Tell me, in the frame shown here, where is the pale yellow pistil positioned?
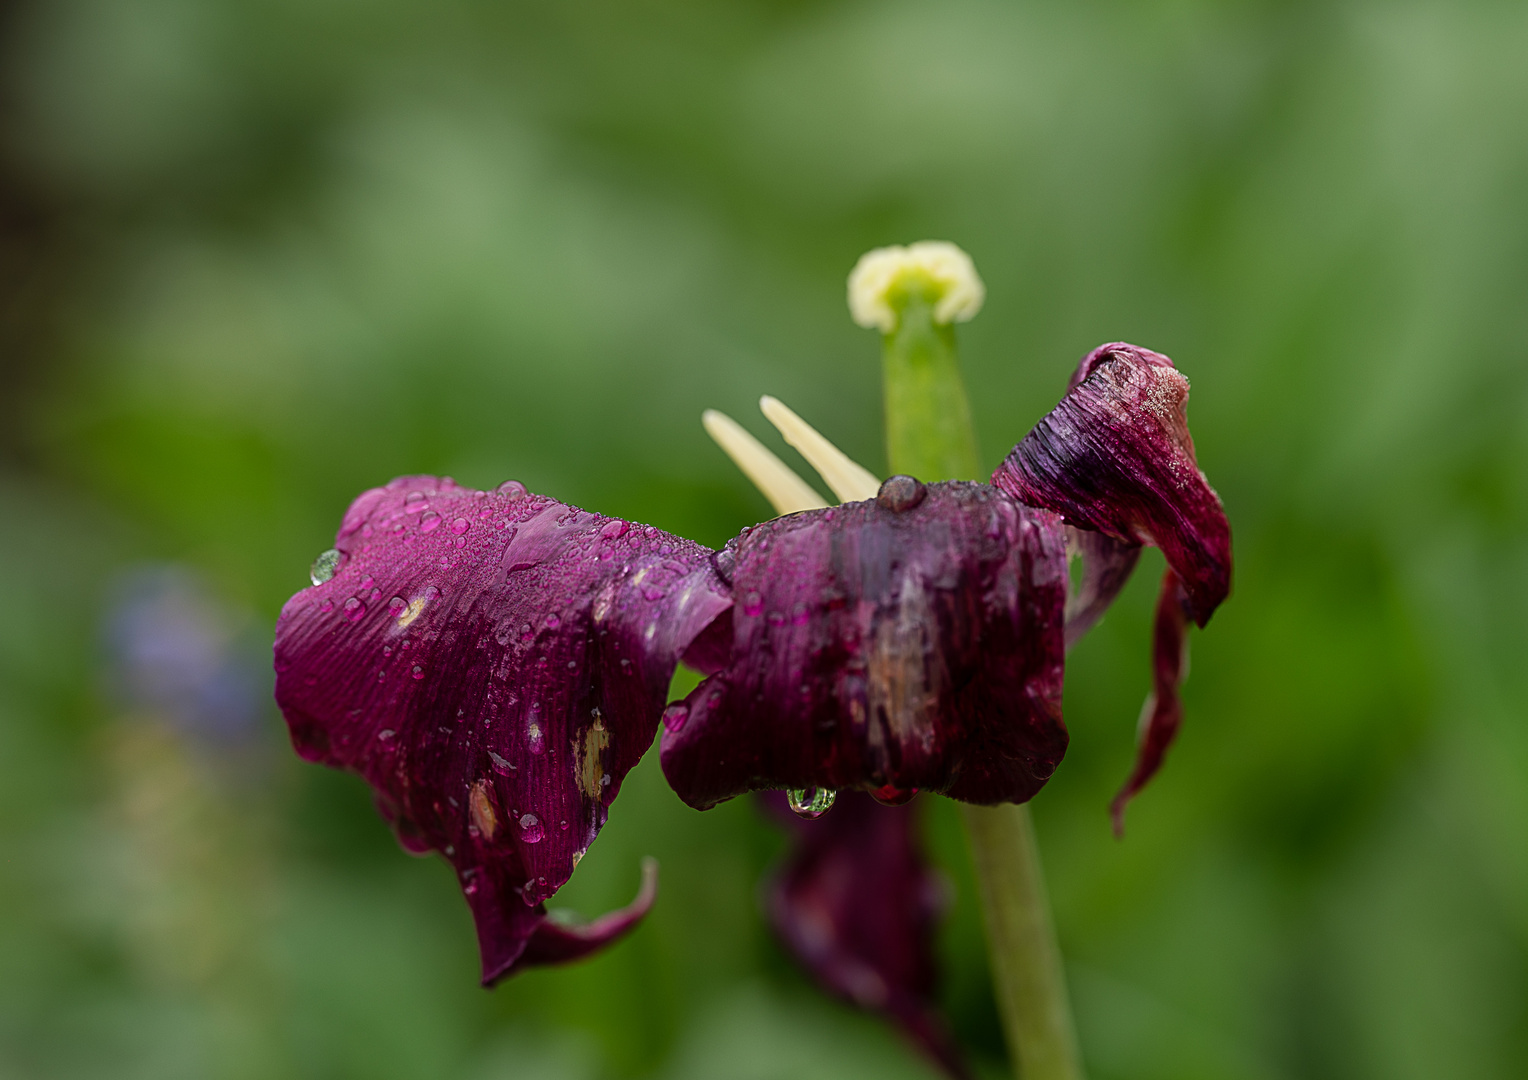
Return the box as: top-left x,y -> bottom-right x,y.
704,399 -> 881,514
759,396 -> 880,503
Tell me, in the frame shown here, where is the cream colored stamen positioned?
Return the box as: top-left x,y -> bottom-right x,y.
759,396 -> 880,503
702,409 -> 828,516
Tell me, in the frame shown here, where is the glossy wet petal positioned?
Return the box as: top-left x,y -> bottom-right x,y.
273,476 -> 730,982
1110,569 -> 1191,835
661,480 -> 1069,808
994,342 -> 1231,625
761,792 -> 970,1080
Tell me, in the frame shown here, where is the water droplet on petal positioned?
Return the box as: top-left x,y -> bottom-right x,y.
497,480 -> 527,499
545,613 -> 560,629
411,665 -> 424,680
450,517 -> 470,535
662,702 -> 689,733
387,596 -> 408,618
404,491 -> 428,513
343,597 -> 366,621
877,475 -> 926,512
519,813 -> 545,844
310,549 -> 342,585
743,591 -> 763,617
787,787 -> 836,818
600,519 -> 628,540
319,599 -> 334,613
420,511 -> 442,533
870,783 -> 919,806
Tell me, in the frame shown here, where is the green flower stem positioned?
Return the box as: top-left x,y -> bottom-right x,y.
881,293 -> 1085,1080
881,288 -> 982,484
959,803 -> 1083,1080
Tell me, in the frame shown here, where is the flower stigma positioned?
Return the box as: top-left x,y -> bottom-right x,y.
847,241 -> 985,333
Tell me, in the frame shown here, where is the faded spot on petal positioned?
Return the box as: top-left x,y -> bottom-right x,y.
469,780 -> 498,841
576,710 -> 612,800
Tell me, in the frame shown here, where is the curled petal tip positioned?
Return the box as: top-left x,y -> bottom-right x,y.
847,241 -> 985,332
1108,790 -> 1130,839
996,342 -> 1231,625
507,857 -> 659,978
1109,570 -> 1191,834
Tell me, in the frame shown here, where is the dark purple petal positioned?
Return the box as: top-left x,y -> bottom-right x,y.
1110,570 -> 1190,836
761,792 -> 970,1080
518,857 -> 658,967
273,476 -> 730,982
994,342 -> 1231,626
1063,526 -> 1142,650
661,481 -> 1068,808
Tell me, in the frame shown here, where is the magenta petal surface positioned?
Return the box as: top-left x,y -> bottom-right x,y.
273,476 -> 729,982
761,793 -> 970,1080
1110,569 -> 1191,835
660,482 -> 1069,808
994,342 -> 1231,625
518,858 -> 658,968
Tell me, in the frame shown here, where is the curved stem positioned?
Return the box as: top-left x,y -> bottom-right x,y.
879,294 -> 1085,1080
960,804 -> 1083,1080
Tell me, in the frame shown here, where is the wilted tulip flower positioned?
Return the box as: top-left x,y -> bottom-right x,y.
272,240 -> 1229,1079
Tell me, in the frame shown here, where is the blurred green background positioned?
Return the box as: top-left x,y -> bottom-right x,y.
2,0 -> 1526,1077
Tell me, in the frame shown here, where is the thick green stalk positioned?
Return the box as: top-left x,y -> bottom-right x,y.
881,293 -> 1084,1080
881,288 -> 981,483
